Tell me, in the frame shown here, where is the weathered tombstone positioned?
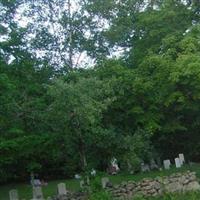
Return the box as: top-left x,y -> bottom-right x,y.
47,197 -> 53,200
57,183 -> 67,195
150,159 -> 158,170
156,157 -> 162,167
9,189 -> 19,200
163,159 -> 171,170
179,153 -> 185,165
32,186 -> 43,200
141,162 -> 150,172
175,158 -> 181,168
101,177 -> 110,189
80,180 -> 84,188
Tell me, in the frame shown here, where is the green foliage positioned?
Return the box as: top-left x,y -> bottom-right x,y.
89,191 -> 112,200
121,129 -> 155,172
1,0 -> 200,185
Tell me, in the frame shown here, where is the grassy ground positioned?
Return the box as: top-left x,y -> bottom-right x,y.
1,164 -> 200,200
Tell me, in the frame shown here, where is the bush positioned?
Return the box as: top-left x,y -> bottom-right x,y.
89,191 -> 112,200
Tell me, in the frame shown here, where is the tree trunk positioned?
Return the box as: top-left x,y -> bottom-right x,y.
68,0 -> 73,69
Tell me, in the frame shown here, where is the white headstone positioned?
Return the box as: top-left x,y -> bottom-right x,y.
175,158 -> 181,168
101,177 -> 110,189
9,189 -> 19,200
179,153 -> 185,165
91,169 -> 96,176
57,183 -> 67,195
163,159 -> 171,170
74,174 -> 81,179
33,186 -> 43,200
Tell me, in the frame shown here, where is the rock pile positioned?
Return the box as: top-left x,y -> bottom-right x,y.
53,191 -> 87,200
107,171 -> 200,199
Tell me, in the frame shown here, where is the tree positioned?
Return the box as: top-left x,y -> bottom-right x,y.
46,73 -> 116,169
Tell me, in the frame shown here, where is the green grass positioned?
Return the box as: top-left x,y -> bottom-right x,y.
108,164 -> 200,184
0,179 -> 80,200
1,164 -> 200,200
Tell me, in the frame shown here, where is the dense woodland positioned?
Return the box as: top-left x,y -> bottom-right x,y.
0,0 -> 200,183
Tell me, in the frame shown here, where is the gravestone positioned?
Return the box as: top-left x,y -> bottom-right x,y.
156,157 -> 162,167
91,169 -> 96,176
179,153 -> 185,165
80,180 -> 84,188
57,183 -> 67,195
9,189 -> 19,200
163,159 -> 171,170
101,177 -> 110,189
33,179 -> 41,187
150,159 -> 158,170
141,162 -> 150,172
175,158 -> 181,168
32,186 -> 43,200
74,174 -> 81,179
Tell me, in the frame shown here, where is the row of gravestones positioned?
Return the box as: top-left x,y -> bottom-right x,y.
141,153 -> 185,172
9,178 -> 112,200
163,153 -> 185,170
9,183 -> 68,200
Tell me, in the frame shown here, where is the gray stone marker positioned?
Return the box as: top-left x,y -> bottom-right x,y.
179,153 -> 185,165
9,189 -> 19,200
141,163 -> 150,172
163,159 -> 171,170
175,158 -> 181,168
101,177 -> 110,189
150,159 -> 158,170
32,186 -> 43,200
80,180 -> 84,188
57,183 -> 67,195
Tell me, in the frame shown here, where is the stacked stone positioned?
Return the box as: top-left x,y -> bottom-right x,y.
109,181 -> 136,199
108,179 -> 162,199
134,178 -> 162,197
162,171 -> 200,193
106,171 -> 200,200
54,192 -> 87,200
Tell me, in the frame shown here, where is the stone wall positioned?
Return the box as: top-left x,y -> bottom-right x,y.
106,171 -> 200,199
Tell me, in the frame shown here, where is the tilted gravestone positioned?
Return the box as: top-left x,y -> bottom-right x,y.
175,158 -> 181,168
101,177 -> 110,189
57,183 -> 67,195
163,159 -> 171,170
32,186 -> 43,200
9,189 -> 19,200
80,180 -> 84,189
